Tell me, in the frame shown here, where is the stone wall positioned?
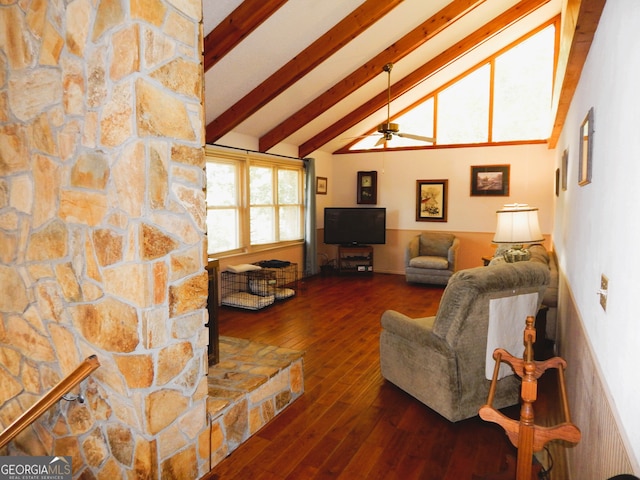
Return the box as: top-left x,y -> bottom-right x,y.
0,0 -> 209,477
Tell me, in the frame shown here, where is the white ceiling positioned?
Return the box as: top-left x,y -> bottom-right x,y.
203,0 -> 561,155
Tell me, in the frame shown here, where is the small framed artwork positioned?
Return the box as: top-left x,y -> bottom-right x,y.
561,148 -> 568,191
357,171 -> 377,204
316,176 -> 327,195
579,107 -> 594,186
416,179 -> 448,222
555,168 -> 560,196
470,165 -> 510,196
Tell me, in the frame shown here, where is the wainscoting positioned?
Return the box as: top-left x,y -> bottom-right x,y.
556,274 -> 639,479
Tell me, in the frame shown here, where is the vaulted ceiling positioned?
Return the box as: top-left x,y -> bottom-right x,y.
203,0 -> 604,158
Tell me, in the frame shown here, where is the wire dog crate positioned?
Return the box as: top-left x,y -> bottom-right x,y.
220,262 -> 297,310
253,261 -> 298,290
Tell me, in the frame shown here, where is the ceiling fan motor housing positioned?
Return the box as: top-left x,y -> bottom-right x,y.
378,122 -> 399,134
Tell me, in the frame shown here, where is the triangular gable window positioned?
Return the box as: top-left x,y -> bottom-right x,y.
349,21 -> 556,151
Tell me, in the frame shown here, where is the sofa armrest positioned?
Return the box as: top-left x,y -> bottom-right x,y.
381,310 -> 452,356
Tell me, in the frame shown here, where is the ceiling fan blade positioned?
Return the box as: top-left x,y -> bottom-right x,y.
374,136 -> 387,147
396,132 -> 436,143
341,134 -> 377,140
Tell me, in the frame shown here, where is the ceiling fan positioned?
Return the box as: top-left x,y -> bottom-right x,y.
374,62 -> 435,147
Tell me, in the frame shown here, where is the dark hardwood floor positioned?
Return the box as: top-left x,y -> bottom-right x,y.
206,272 -> 561,480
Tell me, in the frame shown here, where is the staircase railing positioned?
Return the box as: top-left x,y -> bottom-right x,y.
0,355 -> 100,449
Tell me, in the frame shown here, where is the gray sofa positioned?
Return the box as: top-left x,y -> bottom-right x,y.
405,232 -> 460,285
380,260 -> 550,422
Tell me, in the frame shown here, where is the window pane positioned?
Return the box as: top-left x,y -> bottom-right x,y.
350,134 -> 385,150
207,209 -> 238,254
250,206 -> 275,244
279,205 -> 301,240
206,162 -> 237,206
437,64 -> 490,144
250,166 -> 273,205
391,98 -> 435,147
493,25 -> 555,141
278,169 -> 299,204
350,98 -> 435,150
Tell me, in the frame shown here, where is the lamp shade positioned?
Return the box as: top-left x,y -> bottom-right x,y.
492,204 -> 543,244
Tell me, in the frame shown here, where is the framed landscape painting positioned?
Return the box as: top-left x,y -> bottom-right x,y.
416,179 -> 448,222
316,176 -> 327,194
470,165 -> 510,196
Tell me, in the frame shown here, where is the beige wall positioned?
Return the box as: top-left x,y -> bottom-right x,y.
312,143 -> 555,276
0,1 -> 208,477
316,143 -> 555,236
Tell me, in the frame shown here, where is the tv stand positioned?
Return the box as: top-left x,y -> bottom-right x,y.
338,245 -> 373,275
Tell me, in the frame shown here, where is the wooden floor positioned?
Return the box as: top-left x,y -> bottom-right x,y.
205,273 -> 561,480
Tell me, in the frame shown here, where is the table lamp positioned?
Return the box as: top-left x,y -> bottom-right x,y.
492,204 -> 543,262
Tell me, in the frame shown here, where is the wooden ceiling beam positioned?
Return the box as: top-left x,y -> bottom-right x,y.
259,0 -> 485,153
205,0 -> 403,144
203,0 -> 288,72
547,0 -> 606,148
299,0 -> 552,158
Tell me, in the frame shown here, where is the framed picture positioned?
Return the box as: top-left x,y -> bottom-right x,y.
316,176 -> 327,195
470,165 -> 510,196
579,107 -> 594,186
561,148 -> 568,191
555,168 -> 560,197
416,179 -> 448,222
357,171 -> 377,204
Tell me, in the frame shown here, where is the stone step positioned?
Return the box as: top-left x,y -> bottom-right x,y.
206,336 -> 304,468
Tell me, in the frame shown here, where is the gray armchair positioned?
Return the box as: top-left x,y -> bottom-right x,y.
405,232 -> 459,285
380,261 -> 550,422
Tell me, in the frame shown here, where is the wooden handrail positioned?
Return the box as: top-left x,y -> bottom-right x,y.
479,316 -> 581,480
0,355 -> 100,449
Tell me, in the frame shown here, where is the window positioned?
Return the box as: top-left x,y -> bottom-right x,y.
206,159 -> 241,253
348,21 -> 556,151
492,25 -> 555,141
437,64 -> 490,144
205,148 -> 304,256
352,99 -> 435,150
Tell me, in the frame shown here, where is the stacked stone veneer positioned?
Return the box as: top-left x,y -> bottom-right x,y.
207,337 -> 304,468
0,0 -> 210,478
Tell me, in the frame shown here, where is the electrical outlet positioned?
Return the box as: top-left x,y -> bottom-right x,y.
599,274 -> 608,312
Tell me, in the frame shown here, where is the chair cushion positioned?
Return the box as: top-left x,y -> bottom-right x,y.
409,255 -> 449,270
419,232 -> 454,257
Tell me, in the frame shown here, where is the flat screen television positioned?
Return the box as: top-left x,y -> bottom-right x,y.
323,207 -> 386,246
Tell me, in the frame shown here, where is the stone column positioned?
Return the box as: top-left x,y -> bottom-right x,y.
0,0 -> 209,477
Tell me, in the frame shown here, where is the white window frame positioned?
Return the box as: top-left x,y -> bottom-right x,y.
205,146 -> 305,257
